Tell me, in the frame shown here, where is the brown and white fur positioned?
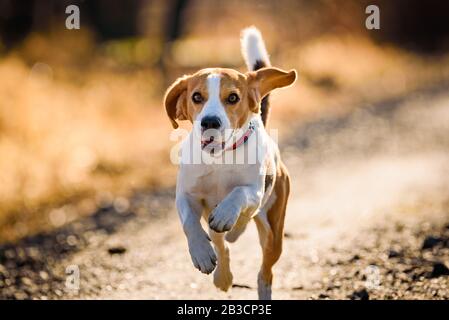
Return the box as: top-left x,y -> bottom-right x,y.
164,27 -> 297,300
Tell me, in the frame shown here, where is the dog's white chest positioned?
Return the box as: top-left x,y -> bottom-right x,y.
181,162 -> 260,207
177,119 -> 274,208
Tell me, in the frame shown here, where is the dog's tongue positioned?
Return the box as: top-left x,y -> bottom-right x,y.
202,136 -> 214,143
201,136 -> 214,148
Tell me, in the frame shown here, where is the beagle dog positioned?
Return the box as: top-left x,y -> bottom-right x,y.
164,27 -> 297,300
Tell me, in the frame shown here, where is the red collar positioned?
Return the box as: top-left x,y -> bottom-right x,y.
224,122 -> 255,151
203,122 -> 255,155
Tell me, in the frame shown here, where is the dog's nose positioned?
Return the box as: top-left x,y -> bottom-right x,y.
201,116 -> 222,130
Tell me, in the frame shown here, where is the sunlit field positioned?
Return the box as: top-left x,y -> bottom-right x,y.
1,25 -> 449,242
0,1 -> 449,242
1,0 -> 449,301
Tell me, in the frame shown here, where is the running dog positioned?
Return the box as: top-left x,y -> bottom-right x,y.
164,27 -> 297,299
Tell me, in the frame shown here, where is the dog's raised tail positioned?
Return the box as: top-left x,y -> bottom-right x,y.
241,27 -> 271,127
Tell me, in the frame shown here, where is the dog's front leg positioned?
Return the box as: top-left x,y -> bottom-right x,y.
176,193 -> 217,274
209,186 -> 262,233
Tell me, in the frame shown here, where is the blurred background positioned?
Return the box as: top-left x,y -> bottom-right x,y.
0,0 -> 449,243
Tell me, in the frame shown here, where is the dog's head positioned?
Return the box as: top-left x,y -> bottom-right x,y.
164,67 -> 296,148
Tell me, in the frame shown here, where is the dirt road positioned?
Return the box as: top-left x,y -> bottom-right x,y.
1,86 -> 449,299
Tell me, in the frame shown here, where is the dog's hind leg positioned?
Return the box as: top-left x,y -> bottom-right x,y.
209,228 -> 233,292
225,209 -> 253,243
254,164 -> 289,300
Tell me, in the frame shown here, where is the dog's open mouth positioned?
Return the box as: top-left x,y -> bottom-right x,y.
201,136 -> 215,149
201,135 -> 227,152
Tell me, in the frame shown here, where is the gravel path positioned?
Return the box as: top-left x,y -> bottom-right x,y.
1,86 -> 449,300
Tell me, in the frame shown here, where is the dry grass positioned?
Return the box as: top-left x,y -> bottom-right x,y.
0,31 -> 176,241
0,28 -> 449,242
273,34 -> 449,123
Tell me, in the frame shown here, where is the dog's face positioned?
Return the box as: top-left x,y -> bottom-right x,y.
164,67 -> 296,148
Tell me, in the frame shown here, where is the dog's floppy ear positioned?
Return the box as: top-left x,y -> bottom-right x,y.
248,67 -> 297,99
164,75 -> 191,129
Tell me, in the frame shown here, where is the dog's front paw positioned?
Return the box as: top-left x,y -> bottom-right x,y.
188,235 -> 217,274
208,202 -> 240,233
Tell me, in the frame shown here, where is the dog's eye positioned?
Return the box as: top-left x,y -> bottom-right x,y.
227,93 -> 240,104
192,92 -> 203,104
